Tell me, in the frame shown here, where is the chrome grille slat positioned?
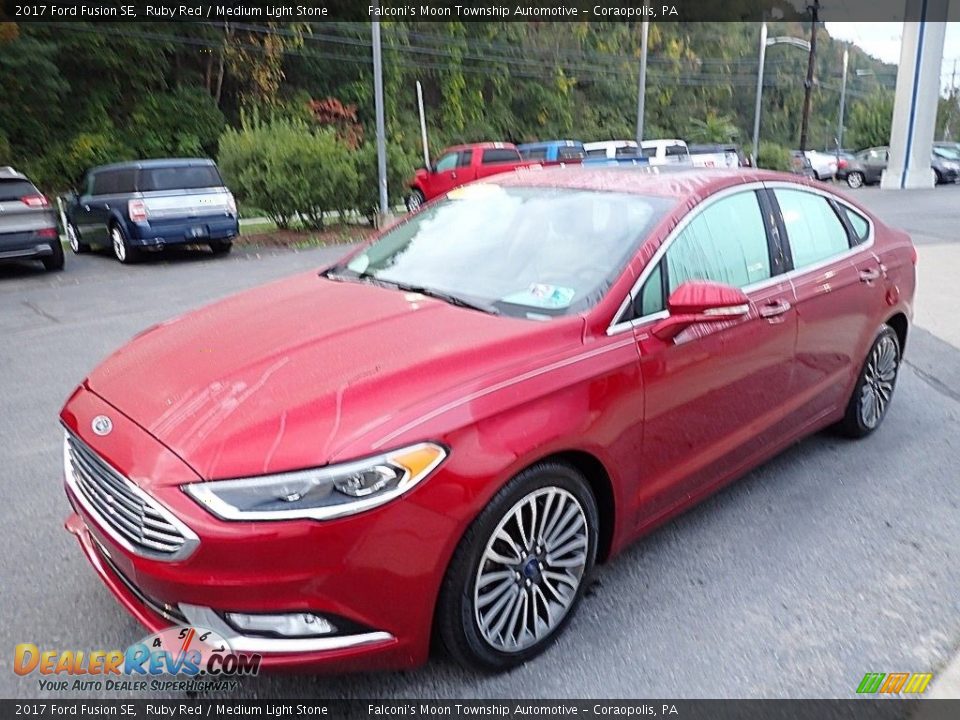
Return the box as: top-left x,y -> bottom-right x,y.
64,431 -> 196,560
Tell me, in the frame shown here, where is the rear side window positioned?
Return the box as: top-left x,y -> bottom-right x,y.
138,165 -> 222,192
557,147 -> 584,160
840,206 -> 870,244
666,191 -> 772,292
481,149 -> 521,164
521,148 -> 548,160
94,168 -> 136,195
774,189 -> 851,269
615,146 -> 640,158
0,179 -> 37,201
665,145 -> 689,158
585,148 -> 607,158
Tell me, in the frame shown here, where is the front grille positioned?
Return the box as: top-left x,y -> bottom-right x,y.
64,431 -> 198,561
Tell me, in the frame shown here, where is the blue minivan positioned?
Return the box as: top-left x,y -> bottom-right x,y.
65,158 -> 238,264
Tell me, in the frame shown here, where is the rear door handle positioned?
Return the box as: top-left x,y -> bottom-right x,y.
759,299 -> 792,318
859,265 -> 886,282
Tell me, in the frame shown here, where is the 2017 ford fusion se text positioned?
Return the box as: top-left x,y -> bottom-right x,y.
60,167 -> 915,673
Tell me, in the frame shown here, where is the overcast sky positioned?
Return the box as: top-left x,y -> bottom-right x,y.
826,22 -> 960,91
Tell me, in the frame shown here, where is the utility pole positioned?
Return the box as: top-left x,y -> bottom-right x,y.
416,80 -> 430,169
836,47 -> 849,162
799,0 -> 820,152
372,15 -> 389,221
751,22 -> 768,167
635,19 -> 649,147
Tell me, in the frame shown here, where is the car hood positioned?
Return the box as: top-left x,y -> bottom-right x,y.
84,272 -> 577,482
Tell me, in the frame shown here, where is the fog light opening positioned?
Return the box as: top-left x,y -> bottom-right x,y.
223,611 -> 338,638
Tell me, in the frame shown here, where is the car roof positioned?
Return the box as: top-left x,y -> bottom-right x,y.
517,140 -> 584,148
442,142 -> 517,153
88,158 -> 216,173
0,166 -> 29,181
492,165 -> 824,199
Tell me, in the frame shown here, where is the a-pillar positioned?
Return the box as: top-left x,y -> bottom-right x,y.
882,0 -> 949,189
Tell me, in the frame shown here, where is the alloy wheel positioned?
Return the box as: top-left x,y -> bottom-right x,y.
473,486 -> 588,653
859,334 -> 898,429
112,228 -> 127,262
847,172 -> 864,189
67,224 -> 79,252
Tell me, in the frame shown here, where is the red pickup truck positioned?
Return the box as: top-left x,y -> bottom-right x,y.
405,142 -> 538,211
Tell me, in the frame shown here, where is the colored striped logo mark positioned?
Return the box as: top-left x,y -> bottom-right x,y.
857,672 -> 933,694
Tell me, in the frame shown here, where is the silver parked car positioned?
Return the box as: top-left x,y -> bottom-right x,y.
0,167 -> 63,272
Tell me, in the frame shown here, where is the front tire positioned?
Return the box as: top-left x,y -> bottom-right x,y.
836,326 -> 901,438
846,172 -> 864,189
436,462 -> 599,672
406,189 -> 425,212
111,225 -> 139,264
67,222 -> 90,254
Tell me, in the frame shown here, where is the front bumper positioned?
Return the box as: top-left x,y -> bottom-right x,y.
60,387 -> 460,672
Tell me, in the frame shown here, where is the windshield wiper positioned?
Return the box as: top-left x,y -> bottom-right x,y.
322,269 -> 499,315
387,280 -> 501,316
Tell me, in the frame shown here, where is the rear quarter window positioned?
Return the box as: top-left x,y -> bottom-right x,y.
840,205 -> 871,244
521,148 -> 548,161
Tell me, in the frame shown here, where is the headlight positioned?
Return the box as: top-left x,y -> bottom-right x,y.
184,443 -> 447,521
946,162 -> 960,170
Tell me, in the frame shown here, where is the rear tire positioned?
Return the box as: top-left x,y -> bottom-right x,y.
846,172 -> 864,189
67,222 -> 90,254
111,224 -> 139,264
836,326 -> 901,439
42,241 -> 65,272
209,240 -> 233,255
436,462 -> 598,672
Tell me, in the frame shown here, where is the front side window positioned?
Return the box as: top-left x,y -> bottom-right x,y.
666,191 -> 772,293
521,148 -> 548,161
335,186 -> 673,319
585,148 -> 607,158
434,153 -> 458,172
637,261 -> 665,317
774,189 -> 850,269
557,147 -> 585,160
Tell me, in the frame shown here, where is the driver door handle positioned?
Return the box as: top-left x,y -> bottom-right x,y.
759,299 -> 792,318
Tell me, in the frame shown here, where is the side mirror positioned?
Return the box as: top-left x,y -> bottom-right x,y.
651,281 -> 749,341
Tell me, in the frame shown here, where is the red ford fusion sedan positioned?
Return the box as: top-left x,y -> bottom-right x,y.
61,167 -> 915,673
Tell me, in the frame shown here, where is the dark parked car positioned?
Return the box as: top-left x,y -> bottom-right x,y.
0,166 -> 63,272
838,146 -> 960,188
65,159 -> 238,264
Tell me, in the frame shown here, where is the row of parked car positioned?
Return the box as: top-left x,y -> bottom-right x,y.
835,143 -> 960,188
404,138 -> 746,209
0,159 -> 238,273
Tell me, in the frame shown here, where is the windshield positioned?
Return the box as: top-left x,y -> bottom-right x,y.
934,147 -> 960,161
331,185 -> 672,319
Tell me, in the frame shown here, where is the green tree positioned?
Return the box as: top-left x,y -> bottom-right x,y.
686,113 -> 740,143
848,91 -> 895,150
125,87 -> 226,159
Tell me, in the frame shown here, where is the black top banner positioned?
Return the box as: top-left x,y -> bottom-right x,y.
0,0 -> 957,23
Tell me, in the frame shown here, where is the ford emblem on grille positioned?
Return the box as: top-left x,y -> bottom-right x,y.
91,415 -> 113,436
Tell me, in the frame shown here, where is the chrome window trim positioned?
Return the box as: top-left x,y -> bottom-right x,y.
178,604 -> 395,654
63,428 -> 200,562
606,180 -> 876,336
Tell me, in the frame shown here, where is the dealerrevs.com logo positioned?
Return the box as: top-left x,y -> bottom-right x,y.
14,626 -> 261,693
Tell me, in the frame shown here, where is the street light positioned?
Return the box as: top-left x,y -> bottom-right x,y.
751,22 -> 812,167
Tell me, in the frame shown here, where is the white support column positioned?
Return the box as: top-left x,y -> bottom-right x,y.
882,0 -> 948,189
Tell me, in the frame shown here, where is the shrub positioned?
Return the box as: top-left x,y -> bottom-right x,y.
353,139 -> 419,223
756,141 -> 792,172
218,119 -> 358,230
